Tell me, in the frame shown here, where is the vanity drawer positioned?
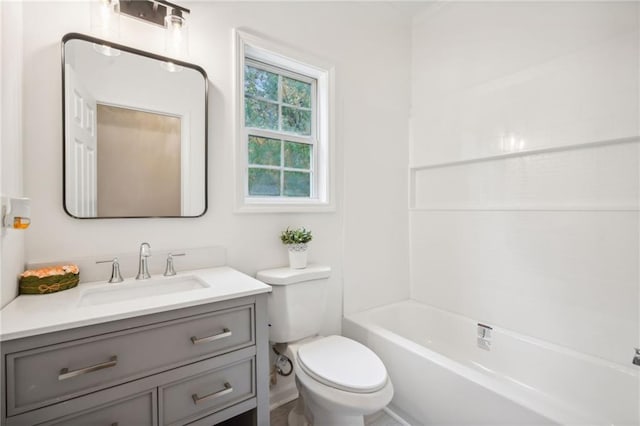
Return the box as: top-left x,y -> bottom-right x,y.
160,357 -> 255,426
42,390 -> 155,426
7,304 -> 254,415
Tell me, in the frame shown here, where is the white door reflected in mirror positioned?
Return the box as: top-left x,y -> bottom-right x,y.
65,64 -> 98,217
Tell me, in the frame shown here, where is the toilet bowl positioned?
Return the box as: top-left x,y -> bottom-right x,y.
286,335 -> 394,426
255,265 -> 394,425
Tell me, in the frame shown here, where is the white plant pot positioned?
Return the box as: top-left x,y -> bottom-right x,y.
288,244 -> 308,269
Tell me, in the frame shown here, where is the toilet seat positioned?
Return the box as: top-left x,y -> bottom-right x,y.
297,335 -> 388,393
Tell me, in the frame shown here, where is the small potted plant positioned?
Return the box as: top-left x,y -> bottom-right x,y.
280,227 -> 312,269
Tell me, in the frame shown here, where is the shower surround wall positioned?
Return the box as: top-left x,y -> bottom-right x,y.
409,2 -> 639,367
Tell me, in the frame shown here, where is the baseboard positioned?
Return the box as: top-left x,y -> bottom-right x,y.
269,385 -> 298,411
384,404 -> 417,426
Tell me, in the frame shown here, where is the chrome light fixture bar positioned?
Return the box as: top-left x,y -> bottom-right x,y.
119,0 -> 190,27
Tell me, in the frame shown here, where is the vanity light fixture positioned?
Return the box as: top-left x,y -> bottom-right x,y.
119,0 -> 190,60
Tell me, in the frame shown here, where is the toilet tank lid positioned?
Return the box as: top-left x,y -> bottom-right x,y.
256,265 -> 331,285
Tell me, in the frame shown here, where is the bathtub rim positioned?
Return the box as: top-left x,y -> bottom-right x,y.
347,299 -> 637,376
344,299 -> 637,425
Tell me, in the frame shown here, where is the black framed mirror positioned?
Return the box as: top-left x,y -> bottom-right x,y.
62,33 -> 207,218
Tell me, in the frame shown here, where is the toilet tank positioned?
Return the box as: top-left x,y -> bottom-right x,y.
256,265 -> 331,343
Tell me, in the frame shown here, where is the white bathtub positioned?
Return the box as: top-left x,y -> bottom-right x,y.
343,300 -> 639,425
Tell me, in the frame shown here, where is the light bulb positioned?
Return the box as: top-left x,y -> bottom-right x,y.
91,0 -> 120,40
90,0 -> 120,56
164,14 -> 188,60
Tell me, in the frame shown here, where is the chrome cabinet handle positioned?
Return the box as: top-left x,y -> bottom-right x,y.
192,382 -> 233,404
58,356 -> 118,381
191,328 -> 232,345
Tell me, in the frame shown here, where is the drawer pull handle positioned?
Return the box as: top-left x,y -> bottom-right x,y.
191,328 -> 232,345
192,382 -> 233,404
58,356 -> 118,381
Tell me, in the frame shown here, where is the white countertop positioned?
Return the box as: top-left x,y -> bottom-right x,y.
0,266 -> 271,342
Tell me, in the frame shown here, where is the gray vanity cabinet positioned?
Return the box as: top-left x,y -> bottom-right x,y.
1,294 -> 269,426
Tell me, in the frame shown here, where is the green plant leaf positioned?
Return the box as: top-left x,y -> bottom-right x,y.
280,226 -> 313,244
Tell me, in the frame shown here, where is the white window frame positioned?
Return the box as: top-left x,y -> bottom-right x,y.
234,29 -> 334,213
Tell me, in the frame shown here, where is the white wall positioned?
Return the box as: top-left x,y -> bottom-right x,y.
409,2 -> 639,366
337,4 -> 411,314
1,1 -> 25,308
17,2 -> 411,336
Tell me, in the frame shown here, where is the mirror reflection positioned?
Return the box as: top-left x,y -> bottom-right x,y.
62,33 -> 207,218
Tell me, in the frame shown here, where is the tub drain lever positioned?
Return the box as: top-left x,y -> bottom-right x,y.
477,323 -> 493,351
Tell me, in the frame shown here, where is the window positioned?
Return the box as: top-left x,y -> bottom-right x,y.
245,61 -> 315,197
235,31 -> 333,212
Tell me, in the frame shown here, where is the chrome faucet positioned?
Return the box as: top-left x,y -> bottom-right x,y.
136,242 -> 152,280
164,252 -> 186,276
96,257 -> 124,283
633,348 -> 640,366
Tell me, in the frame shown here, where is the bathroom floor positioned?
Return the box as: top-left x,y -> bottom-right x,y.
270,399 -> 403,426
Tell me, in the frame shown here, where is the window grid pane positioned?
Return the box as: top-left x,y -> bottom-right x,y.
282,106 -> 311,135
283,171 -> 311,197
248,168 -> 280,196
248,136 -> 281,166
244,65 -> 278,101
244,62 -> 313,138
245,98 -> 278,130
282,76 -> 311,108
284,141 -> 311,170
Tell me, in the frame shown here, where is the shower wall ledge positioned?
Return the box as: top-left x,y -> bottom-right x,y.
409,135 -> 640,211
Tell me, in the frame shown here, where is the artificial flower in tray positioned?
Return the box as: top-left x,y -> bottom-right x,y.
19,264 -> 80,295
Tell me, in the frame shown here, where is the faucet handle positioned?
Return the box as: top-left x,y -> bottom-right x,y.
96,257 -> 124,283
140,242 -> 151,257
164,252 -> 186,276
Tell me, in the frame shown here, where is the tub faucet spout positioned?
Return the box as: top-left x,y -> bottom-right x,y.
136,242 -> 151,280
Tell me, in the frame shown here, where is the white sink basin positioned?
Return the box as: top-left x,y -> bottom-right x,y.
79,276 -> 209,307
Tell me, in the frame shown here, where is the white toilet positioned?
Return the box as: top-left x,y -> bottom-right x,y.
256,265 -> 393,426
